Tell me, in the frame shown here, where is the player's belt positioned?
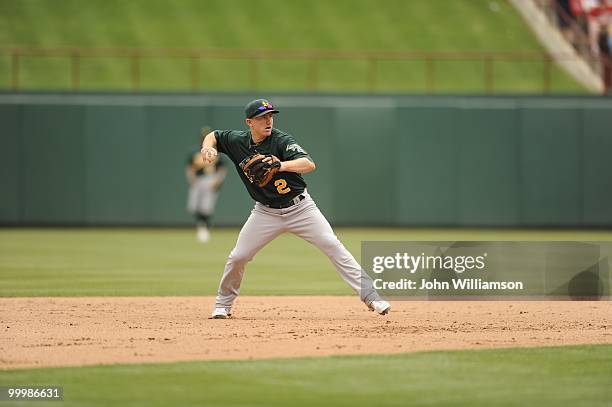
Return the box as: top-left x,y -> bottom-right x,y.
266,194 -> 305,209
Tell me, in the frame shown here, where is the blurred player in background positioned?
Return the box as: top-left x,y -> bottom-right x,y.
186,127 -> 227,242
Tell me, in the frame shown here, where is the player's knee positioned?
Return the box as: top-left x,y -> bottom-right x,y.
227,249 -> 253,266
317,235 -> 342,254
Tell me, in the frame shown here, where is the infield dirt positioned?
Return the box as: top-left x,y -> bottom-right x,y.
1,297 -> 611,369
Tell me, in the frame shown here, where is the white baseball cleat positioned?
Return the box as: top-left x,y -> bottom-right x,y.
211,307 -> 231,319
368,300 -> 391,315
197,227 -> 210,243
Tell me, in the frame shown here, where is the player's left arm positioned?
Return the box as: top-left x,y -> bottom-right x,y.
262,137 -> 316,174
262,155 -> 315,174
278,157 -> 315,174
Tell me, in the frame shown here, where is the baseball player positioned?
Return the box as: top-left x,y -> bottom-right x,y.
201,98 -> 390,318
186,127 -> 227,242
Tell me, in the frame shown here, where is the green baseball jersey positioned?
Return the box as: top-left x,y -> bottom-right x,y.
214,128 -> 311,206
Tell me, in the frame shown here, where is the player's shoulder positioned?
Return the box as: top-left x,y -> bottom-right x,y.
215,129 -> 249,144
271,128 -> 309,156
270,128 -> 296,142
216,129 -> 248,137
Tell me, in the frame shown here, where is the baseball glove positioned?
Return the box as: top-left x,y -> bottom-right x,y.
239,153 -> 281,187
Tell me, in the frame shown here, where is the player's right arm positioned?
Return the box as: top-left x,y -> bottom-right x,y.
201,131 -> 218,164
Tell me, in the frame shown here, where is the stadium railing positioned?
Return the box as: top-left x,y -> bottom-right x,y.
0,46 -> 599,93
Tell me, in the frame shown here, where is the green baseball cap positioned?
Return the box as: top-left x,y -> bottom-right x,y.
245,99 -> 279,119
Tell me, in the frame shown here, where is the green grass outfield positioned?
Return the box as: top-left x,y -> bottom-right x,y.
1,228 -> 612,297
0,0 -> 585,93
0,345 -> 610,406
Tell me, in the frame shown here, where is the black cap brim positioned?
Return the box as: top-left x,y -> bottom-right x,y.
249,109 -> 279,119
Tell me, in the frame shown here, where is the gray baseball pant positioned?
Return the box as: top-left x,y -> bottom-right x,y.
187,174 -> 220,215
214,191 -> 382,309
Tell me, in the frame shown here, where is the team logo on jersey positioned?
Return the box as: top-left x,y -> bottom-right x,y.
286,143 -> 306,154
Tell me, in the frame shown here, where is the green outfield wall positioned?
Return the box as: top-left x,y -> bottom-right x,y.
1,93 -> 611,227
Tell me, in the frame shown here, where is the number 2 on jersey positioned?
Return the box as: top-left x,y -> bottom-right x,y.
274,179 -> 291,195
